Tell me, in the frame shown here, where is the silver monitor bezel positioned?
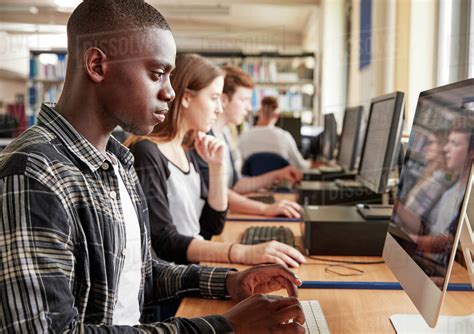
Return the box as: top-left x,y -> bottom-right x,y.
383,165 -> 473,327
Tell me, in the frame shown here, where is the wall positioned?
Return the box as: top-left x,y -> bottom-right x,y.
318,0 -> 347,129
302,7 -> 320,125
348,0 -> 437,133
405,0 -> 437,131
0,77 -> 25,108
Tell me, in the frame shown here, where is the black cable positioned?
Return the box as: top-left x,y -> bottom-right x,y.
306,256 -> 385,265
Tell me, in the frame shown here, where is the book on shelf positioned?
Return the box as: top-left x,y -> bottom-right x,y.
29,53 -> 67,81
251,88 -> 310,112
28,51 -> 67,125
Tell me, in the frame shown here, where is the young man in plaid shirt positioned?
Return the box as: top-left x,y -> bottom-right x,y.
0,1 -> 305,333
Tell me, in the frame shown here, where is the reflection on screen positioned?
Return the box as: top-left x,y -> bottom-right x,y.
390,86 -> 474,289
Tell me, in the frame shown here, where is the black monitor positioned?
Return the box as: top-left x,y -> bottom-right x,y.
277,116 -> 302,147
384,78 -> 474,329
337,106 -> 364,171
357,92 -> 405,194
321,113 -> 337,160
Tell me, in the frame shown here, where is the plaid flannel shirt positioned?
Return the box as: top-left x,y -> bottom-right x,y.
0,104 -> 234,333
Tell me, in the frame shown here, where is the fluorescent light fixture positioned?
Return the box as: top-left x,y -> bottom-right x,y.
54,0 -> 82,9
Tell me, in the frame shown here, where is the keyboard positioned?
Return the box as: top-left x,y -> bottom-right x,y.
272,180 -> 294,192
240,226 -> 295,246
247,194 -> 276,204
301,300 -> 330,333
318,165 -> 343,173
334,179 -> 363,188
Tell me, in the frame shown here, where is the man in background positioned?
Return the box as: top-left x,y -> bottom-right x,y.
239,95 -> 311,170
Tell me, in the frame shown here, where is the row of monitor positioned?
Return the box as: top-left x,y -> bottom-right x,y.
317,79 -> 474,329
320,91 -> 404,194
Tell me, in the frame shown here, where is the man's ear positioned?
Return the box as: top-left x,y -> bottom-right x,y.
83,47 -> 107,83
273,111 -> 281,122
221,93 -> 229,108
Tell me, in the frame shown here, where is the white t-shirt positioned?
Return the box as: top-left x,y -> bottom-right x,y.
238,125 -> 311,170
112,162 -> 142,326
166,159 -> 206,239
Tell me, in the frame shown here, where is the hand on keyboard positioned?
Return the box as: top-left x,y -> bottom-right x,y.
233,240 -> 306,268
226,264 -> 302,301
263,199 -> 302,219
224,265 -> 305,333
223,295 -> 305,334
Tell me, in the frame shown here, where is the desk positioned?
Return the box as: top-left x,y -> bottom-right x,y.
176,288 -> 473,333
177,218 -> 473,332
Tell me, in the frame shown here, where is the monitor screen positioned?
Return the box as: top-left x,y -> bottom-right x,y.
321,113 -> 337,160
337,106 -> 364,171
383,78 -> 474,327
277,116 -> 302,147
358,92 -> 404,193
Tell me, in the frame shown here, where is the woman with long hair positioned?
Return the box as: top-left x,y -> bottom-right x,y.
126,53 -> 305,267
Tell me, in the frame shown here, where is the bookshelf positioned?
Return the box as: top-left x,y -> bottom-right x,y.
27,50 -> 67,125
184,51 -> 317,125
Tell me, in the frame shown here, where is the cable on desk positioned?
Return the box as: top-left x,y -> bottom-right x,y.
306,256 -> 385,265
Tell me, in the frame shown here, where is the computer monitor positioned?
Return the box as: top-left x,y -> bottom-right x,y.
277,115 -> 302,147
383,78 -> 474,328
337,106 -> 364,172
321,113 -> 337,160
357,92 -> 405,194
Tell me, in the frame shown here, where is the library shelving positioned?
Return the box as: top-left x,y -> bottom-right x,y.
182,51 -> 317,125
27,49 -> 67,125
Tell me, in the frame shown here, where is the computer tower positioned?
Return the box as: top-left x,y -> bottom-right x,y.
297,181 -> 383,206
303,206 -> 389,256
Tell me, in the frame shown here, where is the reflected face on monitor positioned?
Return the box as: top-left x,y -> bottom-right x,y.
391,88 -> 474,289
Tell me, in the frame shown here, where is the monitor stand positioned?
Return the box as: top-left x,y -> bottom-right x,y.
390,313 -> 474,333
390,216 -> 474,333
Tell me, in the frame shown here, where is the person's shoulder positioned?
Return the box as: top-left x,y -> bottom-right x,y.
0,125 -> 67,178
272,126 -> 289,135
239,126 -> 264,139
129,138 -> 159,156
130,138 -> 171,176
276,127 -> 295,140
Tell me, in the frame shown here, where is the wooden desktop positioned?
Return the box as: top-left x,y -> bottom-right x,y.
175,193 -> 474,333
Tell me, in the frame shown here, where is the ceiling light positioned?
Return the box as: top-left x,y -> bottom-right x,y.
54,0 -> 82,9
29,6 -> 39,15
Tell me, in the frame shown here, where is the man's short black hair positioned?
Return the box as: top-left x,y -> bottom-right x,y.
67,0 -> 170,55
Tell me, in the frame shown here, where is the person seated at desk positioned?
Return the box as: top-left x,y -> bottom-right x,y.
0,2 -> 306,332
239,95 -> 311,170
192,65 -> 304,219
127,53 -> 305,268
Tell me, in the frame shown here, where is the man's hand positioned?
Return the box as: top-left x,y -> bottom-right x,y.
272,166 -> 303,184
223,294 -> 305,334
225,264 -> 303,302
263,199 -> 302,219
194,131 -> 225,166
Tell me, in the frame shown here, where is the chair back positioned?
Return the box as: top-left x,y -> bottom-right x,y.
241,152 -> 289,176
